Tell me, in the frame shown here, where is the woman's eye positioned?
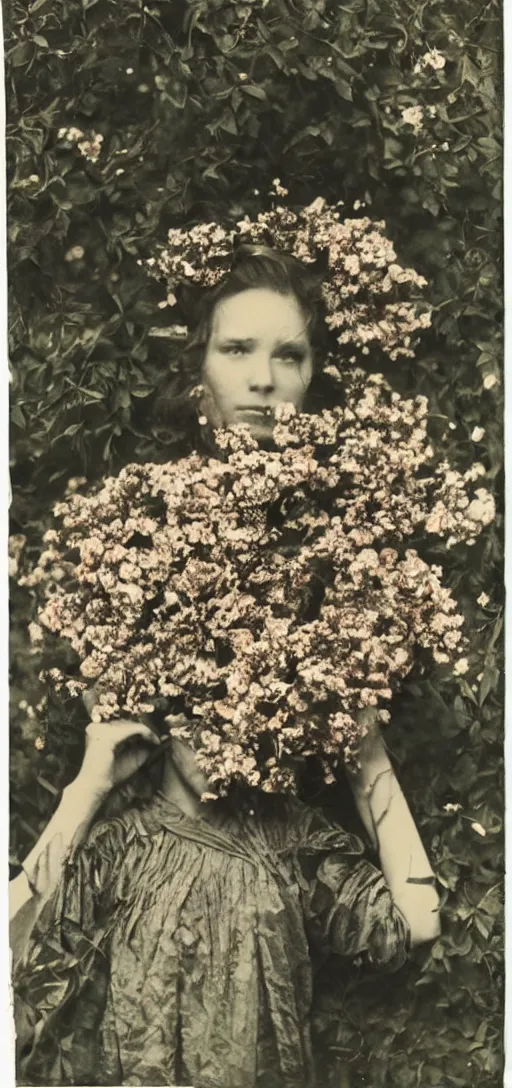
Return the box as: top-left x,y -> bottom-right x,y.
280,351 -> 304,365
225,345 -> 247,356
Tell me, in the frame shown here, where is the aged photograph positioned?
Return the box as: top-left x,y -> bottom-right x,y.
6,1 -> 504,1086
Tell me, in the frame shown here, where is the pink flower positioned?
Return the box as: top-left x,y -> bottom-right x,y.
467,489 -> 495,526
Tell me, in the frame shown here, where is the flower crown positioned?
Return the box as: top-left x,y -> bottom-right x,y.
143,180 -> 432,362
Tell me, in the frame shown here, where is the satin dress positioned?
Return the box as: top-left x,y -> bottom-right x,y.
12,791 -> 411,1087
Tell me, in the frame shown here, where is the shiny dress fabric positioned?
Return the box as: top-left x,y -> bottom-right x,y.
13,792 -> 411,1088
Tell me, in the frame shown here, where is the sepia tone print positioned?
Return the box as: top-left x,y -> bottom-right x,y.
6,1 -> 503,1086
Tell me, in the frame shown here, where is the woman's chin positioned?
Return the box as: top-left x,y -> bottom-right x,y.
235,416 -> 275,443
251,421 -> 275,441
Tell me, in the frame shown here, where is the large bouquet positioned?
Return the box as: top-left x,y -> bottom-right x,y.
20,367 -> 494,797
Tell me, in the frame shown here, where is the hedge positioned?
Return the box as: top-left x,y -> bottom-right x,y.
6,1 -> 503,1085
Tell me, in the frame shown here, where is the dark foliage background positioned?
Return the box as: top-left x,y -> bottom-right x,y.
6,1 -> 503,1085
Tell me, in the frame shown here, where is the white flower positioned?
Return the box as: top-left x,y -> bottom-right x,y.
465,462 -> 486,482
477,592 -> 489,608
126,67 -> 134,74
454,657 -> 469,675
471,822 -> 486,837
28,622 -> 44,644
483,374 -> 498,390
271,178 -> 289,197
471,426 -> 485,442
419,49 -> 446,71
401,105 -> 424,134
443,802 -> 462,813
467,489 -> 495,526
115,168 -> 125,176
65,246 -> 85,262
66,476 -> 87,492
441,142 -> 449,151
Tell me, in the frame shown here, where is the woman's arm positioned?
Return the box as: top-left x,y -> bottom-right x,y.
345,718 -> 441,948
10,717 -> 162,964
10,779 -> 107,963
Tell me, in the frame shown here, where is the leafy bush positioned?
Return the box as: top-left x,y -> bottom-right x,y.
7,0 -> 503,1084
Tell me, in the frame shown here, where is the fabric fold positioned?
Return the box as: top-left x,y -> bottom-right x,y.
12,791 -> 411,1087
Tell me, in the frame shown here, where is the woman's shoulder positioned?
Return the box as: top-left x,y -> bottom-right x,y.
247,792 -> 362,855
84,792 -> 160,856
255,793 -> 366,859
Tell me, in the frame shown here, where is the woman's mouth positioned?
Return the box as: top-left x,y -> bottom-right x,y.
236,406 -> 274,418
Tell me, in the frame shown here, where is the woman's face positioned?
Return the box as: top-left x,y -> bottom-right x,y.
201,287 -> 314,441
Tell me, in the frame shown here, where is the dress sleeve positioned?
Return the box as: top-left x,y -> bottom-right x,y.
11,820 -> 121,1087
10,826 -> 74,974
297,809 -> 412,974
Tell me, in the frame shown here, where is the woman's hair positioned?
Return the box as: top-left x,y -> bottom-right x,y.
150,245 -> 335,451
199,243 -> 329,356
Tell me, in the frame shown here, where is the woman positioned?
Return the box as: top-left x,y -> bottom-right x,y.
10,246 -> 441,1088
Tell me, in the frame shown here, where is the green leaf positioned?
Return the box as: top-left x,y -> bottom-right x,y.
11,406 -> 26,429
241,84 -> 268,101
10,41 -> 33,67
218,109 -> 238,135
334,79 -> 353,102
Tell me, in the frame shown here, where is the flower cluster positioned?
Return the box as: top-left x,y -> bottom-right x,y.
401,105 -> 425,134
414,49 -> 447,73
9,534 -> 27,579
19,372 -> 495,797
143,183 -> 432,362
57,126 -> 104,163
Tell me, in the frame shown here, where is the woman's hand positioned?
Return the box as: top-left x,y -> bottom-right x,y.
73,687 -> 163,805
74,719 -> 163,803
9,687 -> 163,942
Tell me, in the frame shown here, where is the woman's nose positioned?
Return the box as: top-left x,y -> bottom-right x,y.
248,354 -> 275,394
